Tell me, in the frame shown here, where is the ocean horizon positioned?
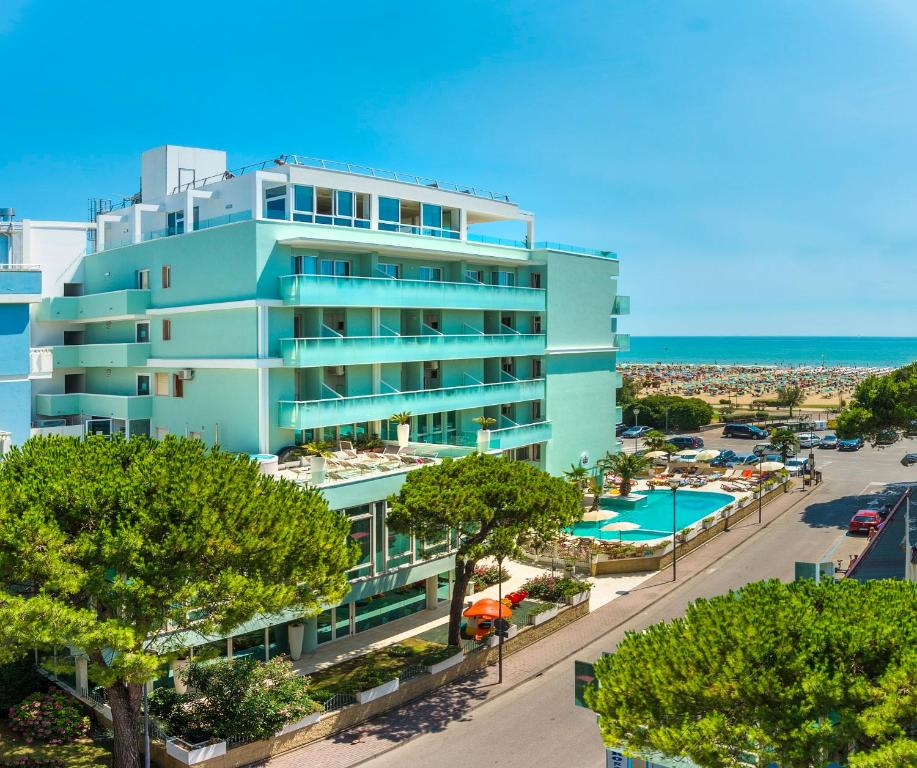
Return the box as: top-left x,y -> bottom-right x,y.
621,336 -> 917,368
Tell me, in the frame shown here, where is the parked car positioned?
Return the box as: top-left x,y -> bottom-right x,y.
848,510 -> 882,534
901,453 -> 917,467
709,450 -> 738,468
876,430 -> 898,446
669,436 -> 704,450
797,432 -> 821,448
819,434 -> 839,449
784,458 -> 810,476
727,453 -> 760,467
838,437 -> 865,452
722,423 -> 768,439
621,425 -> 653,439
753,442 -> 797,458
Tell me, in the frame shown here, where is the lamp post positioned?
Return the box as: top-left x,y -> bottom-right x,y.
497,554 -> 505,684
758,454 -> 763,525
668,479 -> 679,581
633,406 -> 642,453
808,447 -> 817,485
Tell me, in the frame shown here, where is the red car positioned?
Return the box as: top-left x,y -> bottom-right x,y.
849,510 -> 881,534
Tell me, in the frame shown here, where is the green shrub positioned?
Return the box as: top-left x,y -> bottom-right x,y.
0,658 -> 47,715
528,602 -> 559,617
521,574 -> 592,603
8,691 -> 90,745
149,657 -> 321,744
418,645 -> 462,666
471,564 -> 509,591
0,759 -> 66,768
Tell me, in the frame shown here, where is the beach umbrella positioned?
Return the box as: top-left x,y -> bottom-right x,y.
582,508 -> 618,522
600,521 -> 640,532
675,450 -> 700,461
757,461 -> 784,472
463,598 -> 512,619
644,450 -> 669,458
695,449 -> 720,461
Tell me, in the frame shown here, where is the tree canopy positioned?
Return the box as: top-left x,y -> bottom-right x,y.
588,579 -> 917,768
768,427 -> 800,463
387,453 -> 581,646
836,363 -> 917,443
599,452 -> 651,497
624,394 -> 715,432
776,385 -> 805,418
0,435 -> 356,768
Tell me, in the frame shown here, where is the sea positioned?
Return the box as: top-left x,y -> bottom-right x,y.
621,337 -> 917,368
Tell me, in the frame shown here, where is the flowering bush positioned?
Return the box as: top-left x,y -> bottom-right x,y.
471,564 -> 509,591
521,574 -> 591,603
8,691 -> 90,745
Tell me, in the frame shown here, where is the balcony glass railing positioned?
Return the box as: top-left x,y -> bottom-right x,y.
0,266 -> 42,296
612,295 -> 631,315
53,343 -> 151,368
533,241 -> 617,259
278,378 -> 546,430
280,333 -> 545,367
34,393 -> 153,421
38,290 -> 150,322
466,233 -> 527,249
279,273 -> 546,312
140,210 -> 253,243
485,421 -> 552,451
612,333 -> 631,352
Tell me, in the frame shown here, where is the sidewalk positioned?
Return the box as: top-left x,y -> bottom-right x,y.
263,481 -> 820,768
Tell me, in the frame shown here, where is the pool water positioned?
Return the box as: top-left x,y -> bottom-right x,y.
569,489 -> 734,541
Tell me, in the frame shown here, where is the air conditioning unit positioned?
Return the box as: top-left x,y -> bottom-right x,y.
178,369 -> 194,381
326,366 -> 345,376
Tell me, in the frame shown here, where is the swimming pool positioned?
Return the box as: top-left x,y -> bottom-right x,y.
568,489 -> 734,542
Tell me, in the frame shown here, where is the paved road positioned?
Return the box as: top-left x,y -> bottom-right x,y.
360,436 -> 916,768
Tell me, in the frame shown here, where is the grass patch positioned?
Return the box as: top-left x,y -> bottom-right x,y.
306,638 -> 452,697
0,721 -> 110,768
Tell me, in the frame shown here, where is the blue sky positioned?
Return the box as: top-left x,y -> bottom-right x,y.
3,0 -> 916,335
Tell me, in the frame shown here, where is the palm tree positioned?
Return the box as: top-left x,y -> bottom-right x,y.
587,475 -> 604,511
600,451 -> 651,497
563,464 -> 589,491
642,430 -> 678,460
769,427 -> 800,464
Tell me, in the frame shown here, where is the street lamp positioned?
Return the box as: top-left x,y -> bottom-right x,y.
758,454 -> 763,525
808,447 -> 817,485
668,479 -> 679,581
496,553 -> 505,684
633,406 -> 642,452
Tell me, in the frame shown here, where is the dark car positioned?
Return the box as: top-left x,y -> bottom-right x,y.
848,510 -> 881,534
902,453 -> 917,467
621,425 -> 653,439
819,434 -> 838,449
876,430 -> 898,446
722,423 -> 768,439
669,436 -> 704,450
710,450 -> 738,468
838,437 -> 864,452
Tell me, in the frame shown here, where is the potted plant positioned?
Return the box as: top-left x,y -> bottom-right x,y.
472,415 -> 497,452
562,580 -> 592,606
302,441 -> 332,482
349,666 -> 400,704
528,602 -> 559,626
701,515 -> 715,530
423,646 -> 465,674
389,412 -> 412,447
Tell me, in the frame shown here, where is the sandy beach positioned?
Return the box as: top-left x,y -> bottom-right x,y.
621,363 -> 894,409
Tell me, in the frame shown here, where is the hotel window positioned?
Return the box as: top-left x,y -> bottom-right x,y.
531,314 -> 542,333
172,375 -> 184,398
329,190 -> 370,229
162,319 -> 171,341
315,188 -> 334,224
532,400 -> 542,419
264,186 -> 287,220
465,269 -> 483,283
167,211 -> 185,236
136,375 -> 151,396
136,269 -> 150,289
491,270 -> 516,287
161,265 -> 171,289
293,252 -> 318,274
530,272 -> 542,289
419,266 -> 443,282
532,358 -> 542,377
320,259 -> 351,277
378,197 -> 400,231
421,204 -> 460,239
530,443 -> 542,461
293,185 -> 314,222
136,322 -> 150,343
347,506 -> 374,577
154,373 -> 170,396
377,262 -> 400,279
500,313 -> 514,330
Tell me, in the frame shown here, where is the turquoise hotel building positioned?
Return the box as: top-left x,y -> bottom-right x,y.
5,145 -> 628,664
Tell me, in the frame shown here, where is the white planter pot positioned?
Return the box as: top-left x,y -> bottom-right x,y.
355,677 -> 399,704
170,658 -> 190,694
287,622 -> 305,661
166,738 -> 227,765
529,605 -> 559,626
486,623 -> 519,647
702,519 -> 714,529
396,423 -> 410,447
476,429 -> 491,452
310,455 -> 326,483
277,710 -> 322,736
565,590 -> 590,607
425,650 -> 465,675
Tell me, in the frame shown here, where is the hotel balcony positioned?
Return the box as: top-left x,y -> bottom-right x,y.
52,343 -> 151,368
612,295 -> 630,315
34,393 -> 153,421
278,378 -> 546,430
0,264 -> 42,298
280,333 -> 545,367
485,420 -> 552,451
279,274 -> 545,312
612,333 -> 630,352
38,289 -> 151,322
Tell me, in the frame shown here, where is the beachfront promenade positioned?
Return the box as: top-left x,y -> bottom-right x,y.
267,436 -> 911,768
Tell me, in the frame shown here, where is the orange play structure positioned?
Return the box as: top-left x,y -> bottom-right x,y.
461,598 -> 513,641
